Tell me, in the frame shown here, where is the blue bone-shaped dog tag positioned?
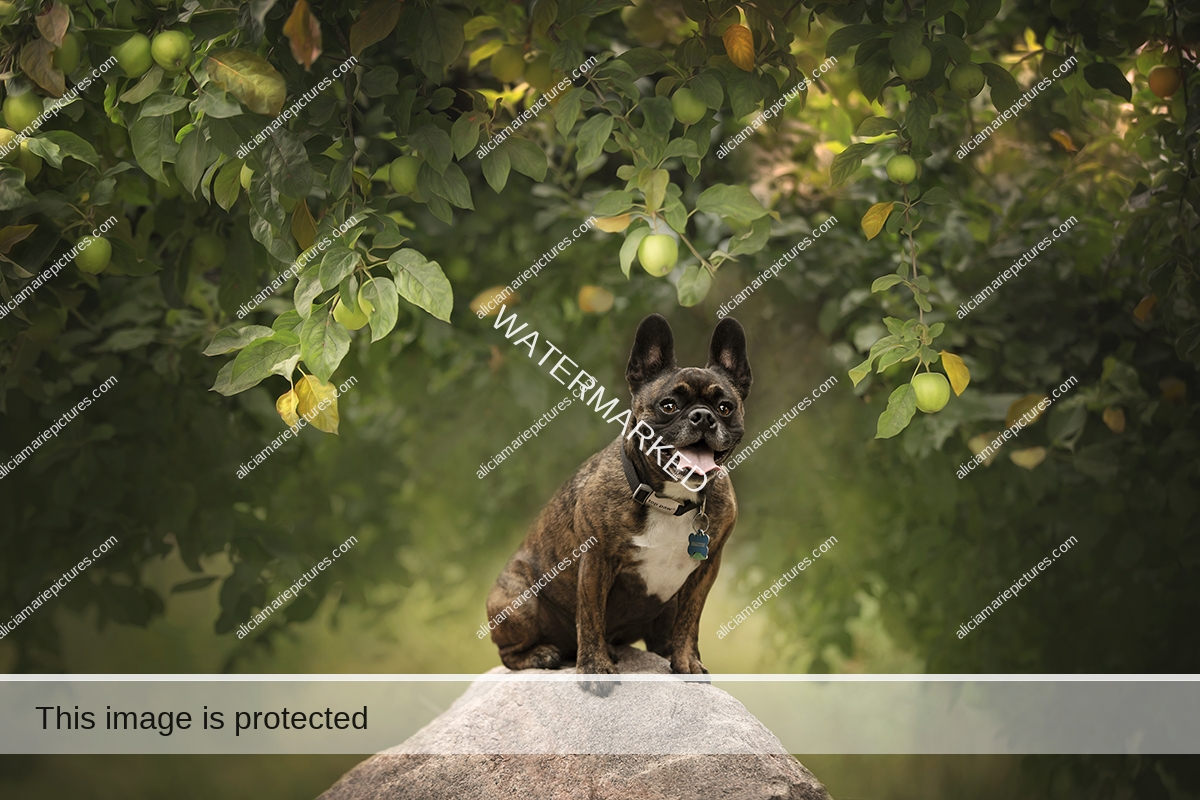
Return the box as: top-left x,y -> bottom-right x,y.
687,532 -> 710,560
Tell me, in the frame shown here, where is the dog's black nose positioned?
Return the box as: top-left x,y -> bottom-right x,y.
689,407 -> 716,430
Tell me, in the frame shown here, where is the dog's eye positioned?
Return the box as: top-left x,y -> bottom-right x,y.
717,401 -> 734,417
660,399 -> 678,414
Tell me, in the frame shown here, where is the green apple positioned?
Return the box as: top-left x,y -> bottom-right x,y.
0,128 -> 19,163
4,93 -> 43,134
886,154 -> 917,184
912,373 -> 951,413
638,234 -> 678,277
671,88 -> 706,125
17,140 -> 42,180
333,297 -> 371,330
151,30 -> 191,73
53,32 -> 82,75
525,54 -> 554,91
240,164 -> 254,190
389,155 -> 420,195
895,45 -> 931,81
491,46 -> 525,83
75,237 -> 113,275
949,62 -> 985,98
193,232 -> 226,267
113,34 -> 153,78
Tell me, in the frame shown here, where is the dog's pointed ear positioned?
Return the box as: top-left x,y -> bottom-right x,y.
626,314 -> 677,391
707,318 -> 752,399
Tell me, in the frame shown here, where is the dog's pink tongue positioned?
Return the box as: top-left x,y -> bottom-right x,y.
678,445 -> 720,475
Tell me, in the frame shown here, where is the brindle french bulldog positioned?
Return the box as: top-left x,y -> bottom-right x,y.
486,314 -> 751,674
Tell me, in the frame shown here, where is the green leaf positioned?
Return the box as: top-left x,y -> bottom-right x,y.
192,88 -> 243,119
350,0 -> 403,57
231,335 -> 301,388
299,304 -> 351,383
555,88 -> 583,137
481,146 -> 511,193
411,6 -> 464,82
849,357 -> 874,387
619,224 -> 650,279
361,277 -> 400,342
638,168 -> 669,214
640,95 -> 674,137
119,66 -> 163,104
319,245 -> 361,291
889,20 -> 924,68
172,577 -> 219,593
618,47 -> 669,77
924,0 -> 956,20
204,325 -> 275,356
360,66 -> 399,98
905,96 -> 936,151
419,161 -> 473,209
410,124 -> 453,174
594,190 -> 635,216
175,128 -> 212,198
965,0 -> 1002,34
695,184 -> 769,223
213,159 -> 242,211
205,48 -> 287,116
294,268 -> 323,318
980,62 -> 1022,110
937,33 -> 971,65
451,114 -> 481,159
875,383 -> 917,439
1083,62 -> 1132,102
830,142 -> 873,187
920,187 -> 952,205
387,249 -> 453,322
576,114 -> 614,170
662,139 -> 700,160
39,131 -> 100,168
826,24 -> 883,58
140,93 -> 191,117
856,117 -> 900,137
856,49 -> 893,104
690,71 -> 723,109
727,216 -> 771,256
129,116 -> 177,184
871,274 -> 905,292
505,138 -> 548,182
676,264 -> 713,307
259,127 -> 314,200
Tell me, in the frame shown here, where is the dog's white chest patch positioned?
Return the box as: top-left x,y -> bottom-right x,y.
630,482 -> 701,601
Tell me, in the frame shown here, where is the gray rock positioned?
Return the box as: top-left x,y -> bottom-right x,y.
320,647 -> 830,800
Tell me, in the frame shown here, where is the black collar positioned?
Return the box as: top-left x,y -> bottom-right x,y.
620,443 -> 702,516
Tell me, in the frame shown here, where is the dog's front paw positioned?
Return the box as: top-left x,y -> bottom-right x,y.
670,652 -> 708,675
575,657 -> 619,697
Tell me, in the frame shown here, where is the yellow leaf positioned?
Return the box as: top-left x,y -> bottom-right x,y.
939,351 -> 970,396
1006,393 -> 1051,428
283,0 -> 323,71
1133,294 -> 1156,322
723,24 -> 755,72
295,374 -> 340,434
36,3 -> 70,47
861,202 -> 894,241
291,200 -> 317,251
349,0 -> 402,58
205,49 -> 287,116
276,389 -> 300,428
20,39 -> 65,98
1049,129 -> 1078,152
1009,446 -> 1046,470
1102,406 -> 1126,434
968,431 -> 1001,466
594,214 -> 632,233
